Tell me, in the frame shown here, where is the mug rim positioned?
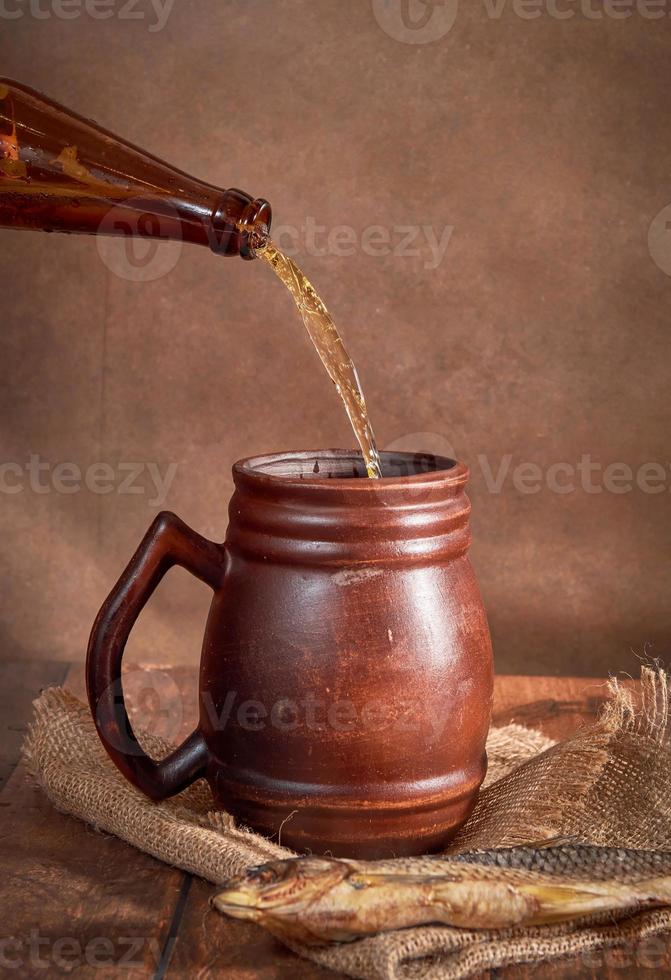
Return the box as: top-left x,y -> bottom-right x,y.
234,449 -> 469,491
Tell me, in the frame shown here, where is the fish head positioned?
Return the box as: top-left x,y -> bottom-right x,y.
213,856 -> 350,924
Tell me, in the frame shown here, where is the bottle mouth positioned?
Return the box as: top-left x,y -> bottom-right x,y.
238,198 -> 272,260
210,191 -> 272,257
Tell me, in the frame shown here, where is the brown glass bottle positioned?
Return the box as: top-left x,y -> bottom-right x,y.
0,79 -> 271,259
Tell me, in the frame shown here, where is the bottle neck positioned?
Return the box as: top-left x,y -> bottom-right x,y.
210,191 -> 272,259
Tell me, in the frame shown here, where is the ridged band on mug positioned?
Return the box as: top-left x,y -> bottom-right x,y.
228,451 -> 472,565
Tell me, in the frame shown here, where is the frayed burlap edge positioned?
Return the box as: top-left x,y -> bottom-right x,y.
22,666 -> 671,980
449,666 -> 671,853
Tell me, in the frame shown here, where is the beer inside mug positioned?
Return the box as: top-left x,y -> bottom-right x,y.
241,450 -> 457,480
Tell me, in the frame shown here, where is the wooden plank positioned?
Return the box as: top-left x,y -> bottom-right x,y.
166,875 -> 334,979
491,673 -> 623,742
0,659 -> 69,789
0,781 -> 181,978
0,662 -> 190,978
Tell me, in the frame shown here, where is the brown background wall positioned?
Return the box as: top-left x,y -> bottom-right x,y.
1,1 -> 669,676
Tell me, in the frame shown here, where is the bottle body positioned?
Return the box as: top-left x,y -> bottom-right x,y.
0,79 -> 270,258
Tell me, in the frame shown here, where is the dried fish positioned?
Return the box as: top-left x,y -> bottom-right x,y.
212,844 -> 671,946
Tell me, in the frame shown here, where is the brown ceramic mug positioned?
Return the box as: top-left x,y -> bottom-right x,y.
86,450 -> 493,858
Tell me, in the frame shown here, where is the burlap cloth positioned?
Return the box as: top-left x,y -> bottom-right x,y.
23,666 -> 671,979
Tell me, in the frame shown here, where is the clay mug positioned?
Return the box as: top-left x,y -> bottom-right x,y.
86,450 -> 493,858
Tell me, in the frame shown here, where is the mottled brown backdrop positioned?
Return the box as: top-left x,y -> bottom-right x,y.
1,0 -> 669,675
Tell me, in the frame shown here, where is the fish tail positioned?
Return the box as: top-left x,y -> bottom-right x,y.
515,879 -> 663,925
633,876 -> 671,903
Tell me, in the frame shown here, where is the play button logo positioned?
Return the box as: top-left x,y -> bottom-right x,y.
372,0 -> 459,44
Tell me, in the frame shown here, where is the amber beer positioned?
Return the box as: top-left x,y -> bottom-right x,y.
256,239 -> 382,478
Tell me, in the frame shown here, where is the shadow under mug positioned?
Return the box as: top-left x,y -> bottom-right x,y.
86,449 -> 493,858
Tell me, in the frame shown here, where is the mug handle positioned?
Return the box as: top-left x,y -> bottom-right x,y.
86,511 -> 224,800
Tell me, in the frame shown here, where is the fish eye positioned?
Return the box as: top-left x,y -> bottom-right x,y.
247,865 -> 279,884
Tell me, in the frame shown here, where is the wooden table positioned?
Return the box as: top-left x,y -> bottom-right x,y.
1,662 -> 668,979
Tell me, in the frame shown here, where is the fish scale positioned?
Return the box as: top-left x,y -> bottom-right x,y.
341,845 -> 671,882
449,844 -> 671,882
